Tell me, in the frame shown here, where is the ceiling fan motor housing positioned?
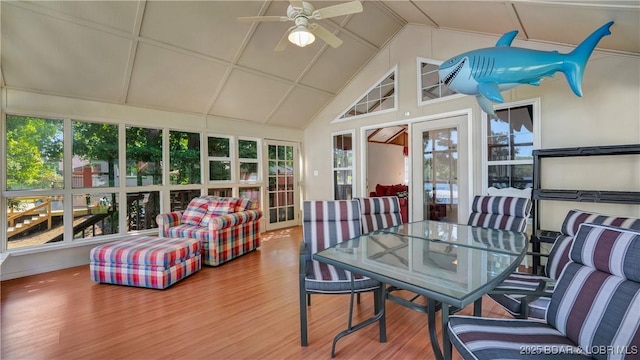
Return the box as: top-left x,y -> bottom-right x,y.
287,1 -> 315,20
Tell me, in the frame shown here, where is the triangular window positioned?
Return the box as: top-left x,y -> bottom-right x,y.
336,67 -> 397,121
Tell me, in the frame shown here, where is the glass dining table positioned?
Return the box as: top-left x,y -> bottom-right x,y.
313,220 -> 528,360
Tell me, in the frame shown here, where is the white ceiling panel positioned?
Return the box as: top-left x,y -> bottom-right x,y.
268,86 -> 333,128
127,43 -> 230,113
343,1 -> 403,48
380,1 -> 434,26
1,3 -> 132,101
210,69 -> 291,123
140,1 -> 264,62
415,1 -> 521,37
515,3 -> 640,54
300,34 -> 376,93
22,0 -> 139,33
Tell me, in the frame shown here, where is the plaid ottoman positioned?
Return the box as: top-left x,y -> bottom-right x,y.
90,236 -> 201,289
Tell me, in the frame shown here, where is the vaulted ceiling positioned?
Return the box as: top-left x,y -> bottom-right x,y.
2,1 -> 638,130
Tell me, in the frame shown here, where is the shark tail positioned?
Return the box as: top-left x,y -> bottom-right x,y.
563,21 -> 614,97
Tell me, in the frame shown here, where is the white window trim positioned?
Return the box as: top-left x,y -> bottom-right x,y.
481,98 -> 541,191
417,57 -> 465,107
333,66 -> 398,123
237,136 -> 261,184
331,129 -> 356,200
207,134 -> 235,184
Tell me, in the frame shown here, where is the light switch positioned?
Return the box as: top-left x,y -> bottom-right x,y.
313,170 -> 318,176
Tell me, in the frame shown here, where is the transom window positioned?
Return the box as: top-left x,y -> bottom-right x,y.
337,67 -> 397,121
418,58 -> 458,104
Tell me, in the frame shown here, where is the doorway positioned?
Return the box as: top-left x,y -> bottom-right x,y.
411,114 -> 470,223
264,140 -> 299,231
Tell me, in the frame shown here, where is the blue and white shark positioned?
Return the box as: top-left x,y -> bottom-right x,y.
438,21 -> 614,117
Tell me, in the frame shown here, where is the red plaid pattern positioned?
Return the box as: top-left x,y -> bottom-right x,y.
181,197 -> 209,226
90,236 -> 201,289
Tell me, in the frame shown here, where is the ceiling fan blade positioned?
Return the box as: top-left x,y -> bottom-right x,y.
289,0 -> 304,9
308,23 -> 343,48
313,1 -> 362,19
237,16 -> 288,23
274,29 -> 291,52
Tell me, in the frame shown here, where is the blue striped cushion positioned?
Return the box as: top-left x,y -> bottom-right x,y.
489,272 -> 554,319
448,316 -> 588,360
467,213 -> 528,232
358,196 -> 403,233
547,224 -> 640,355
470,195 -> 532,217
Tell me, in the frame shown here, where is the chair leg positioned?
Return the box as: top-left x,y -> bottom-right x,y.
300,277 -> 308,346
357,293 -> 361,304
307,293 -> 311,306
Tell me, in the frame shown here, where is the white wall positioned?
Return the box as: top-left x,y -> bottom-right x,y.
303,25 -> 640,227
366,142 -> 405,194
1,89 -> 303,280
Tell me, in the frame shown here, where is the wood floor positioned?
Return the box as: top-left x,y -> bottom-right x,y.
1,226 -> 513,360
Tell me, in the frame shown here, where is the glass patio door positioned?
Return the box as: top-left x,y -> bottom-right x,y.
411,115 -> 470,223
265,140 -> 299,231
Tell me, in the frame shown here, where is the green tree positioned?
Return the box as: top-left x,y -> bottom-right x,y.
126,127 -> 163,185
170,131 -> 201,185
6,115 -> 63,190
72,121 -> 119,186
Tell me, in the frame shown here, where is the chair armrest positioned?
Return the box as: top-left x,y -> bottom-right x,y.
489,278 -> 556,318
208,210 -> 263,231
155,212 -> 182,236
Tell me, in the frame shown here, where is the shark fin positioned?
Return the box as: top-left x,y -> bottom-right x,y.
476,95 -> 497,117
495,30 -> 518,47
478,82 -> 504,103
564,21 -> 614,97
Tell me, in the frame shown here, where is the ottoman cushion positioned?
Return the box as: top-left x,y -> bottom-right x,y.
90,236 -> 201,289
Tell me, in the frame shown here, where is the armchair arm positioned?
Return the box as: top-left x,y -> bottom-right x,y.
155,212 -> 183,236
208,210 -> 263,231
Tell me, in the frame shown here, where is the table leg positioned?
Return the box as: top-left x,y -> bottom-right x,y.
442,304 -> 451,360
473,297 -> 482,317
427,298 -> 444,360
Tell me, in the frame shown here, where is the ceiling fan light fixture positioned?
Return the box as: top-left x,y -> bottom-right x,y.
288,26 -> 315,47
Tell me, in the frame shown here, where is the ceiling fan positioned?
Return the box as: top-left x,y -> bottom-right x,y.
238,0 -> 363,51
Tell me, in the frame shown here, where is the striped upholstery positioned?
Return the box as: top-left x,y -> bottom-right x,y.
489,209 -> 640,320
358,196 -> 403,233
156,196 -> 263,266
449,223 -> 640,360
302,200 -> 379,292
467,195 -> 532,232
300,200 -> 381,346
90,236 -> 201,289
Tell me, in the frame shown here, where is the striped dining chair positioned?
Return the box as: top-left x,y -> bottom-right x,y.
467,195 -> 532,232
448,223 -> 640,359
299,200 -> 383,348
358,196 -> 403,233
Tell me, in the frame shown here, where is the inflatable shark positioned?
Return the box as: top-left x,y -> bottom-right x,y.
438,21 -> 614,117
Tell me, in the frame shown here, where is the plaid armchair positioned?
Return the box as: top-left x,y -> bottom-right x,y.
156,196 -> 262,266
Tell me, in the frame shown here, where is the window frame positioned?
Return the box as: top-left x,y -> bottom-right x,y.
331,130 -> 356,200
481,98 -> 541,191
207,134 -> 234,184
417,57 -> 465,107
237,137 -> 261,183
333,66 -> 398,123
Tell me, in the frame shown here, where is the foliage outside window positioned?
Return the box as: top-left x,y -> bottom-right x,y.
332,132 -> 353,200
338,68 -> 396,120
5,115 -> 64,190
208,136 -> 232,182
419,58 -> 457,103
486,104 -> 534,189
169,131 -> 201,185
72,121 -> 119,188
126,126 -> 163,186
238,139 -> 259,182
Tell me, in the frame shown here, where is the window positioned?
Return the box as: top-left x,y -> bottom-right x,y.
208,136 -> 232,182
126,126 -> 163,186
238,138 -> 259,182
337,67 -> 397,121
72,120 -> 119,188
418,58 -> 459,105
332,131 -> 354,200
169,131 -> 201,185
5,115 -> 64,190
485,102 -> 537,189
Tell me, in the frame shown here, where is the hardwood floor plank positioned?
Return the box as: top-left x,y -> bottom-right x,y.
2,226 -> 512,359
